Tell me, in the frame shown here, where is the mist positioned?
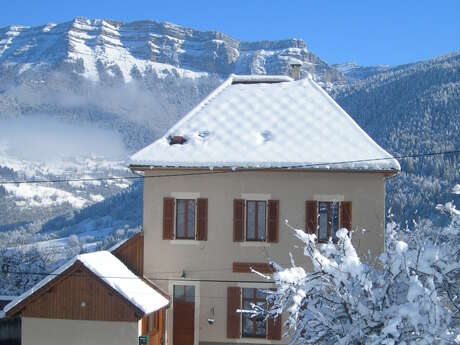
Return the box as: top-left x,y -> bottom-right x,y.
0,115 -> 127,161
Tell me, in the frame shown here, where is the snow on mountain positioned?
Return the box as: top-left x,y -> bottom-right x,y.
332,62 -> 390,81
0,17 -> 344,84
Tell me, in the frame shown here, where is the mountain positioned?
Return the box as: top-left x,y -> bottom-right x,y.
332,62 -> 390,81
332,52 -> 460,224
0,17 -> 343,84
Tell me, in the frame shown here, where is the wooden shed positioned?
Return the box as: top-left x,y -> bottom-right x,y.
2,237 -> 169,345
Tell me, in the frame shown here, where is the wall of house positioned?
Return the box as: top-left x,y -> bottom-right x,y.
21,317 -> 139,345
142,169 -> 387,344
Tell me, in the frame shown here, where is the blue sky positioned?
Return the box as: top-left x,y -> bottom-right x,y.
1,0 -> 459,66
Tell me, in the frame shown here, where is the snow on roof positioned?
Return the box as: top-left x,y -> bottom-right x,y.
130,74 -> 400,172
4,251 -> 168,316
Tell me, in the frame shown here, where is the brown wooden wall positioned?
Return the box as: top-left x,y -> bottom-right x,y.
141,309 -> 165,345
112,232 -> 144,276
17,264 -> 140,322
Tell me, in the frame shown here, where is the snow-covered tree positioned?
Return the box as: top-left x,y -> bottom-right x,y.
251,202 -> 459,345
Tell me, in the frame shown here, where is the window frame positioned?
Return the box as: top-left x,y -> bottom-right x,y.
317,201 -> 340,243
245,200 -> 268,242
241,288 -> 267,338
175,199 -> 197,240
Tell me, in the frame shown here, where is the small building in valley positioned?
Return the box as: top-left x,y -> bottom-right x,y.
1,234 -> 169,345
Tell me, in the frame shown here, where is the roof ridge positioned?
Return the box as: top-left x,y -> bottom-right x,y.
231,74 -> 293,84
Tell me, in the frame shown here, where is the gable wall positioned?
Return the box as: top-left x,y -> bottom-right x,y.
20,267 -> 139,322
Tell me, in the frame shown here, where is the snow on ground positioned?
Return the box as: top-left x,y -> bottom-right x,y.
4,183 -> 87,208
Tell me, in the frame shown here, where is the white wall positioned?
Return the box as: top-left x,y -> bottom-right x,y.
142,169 -> 387,344
22,317 -> 139,345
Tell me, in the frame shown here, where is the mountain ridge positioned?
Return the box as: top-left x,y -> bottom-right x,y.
0,17 -> 344,84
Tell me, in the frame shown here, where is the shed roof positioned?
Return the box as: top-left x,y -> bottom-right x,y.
4,251 -> 169,317
130,74 -> 400,172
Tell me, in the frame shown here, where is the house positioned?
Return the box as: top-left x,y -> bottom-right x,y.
130,74 -> 400,345
1,233 -> 169,345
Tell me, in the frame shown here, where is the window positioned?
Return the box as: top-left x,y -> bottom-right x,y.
242,288 -> 267,338
176,199 -> 196,239
173,285 -> 195,303
246,201 -> 266,241
318,201 -> 339,242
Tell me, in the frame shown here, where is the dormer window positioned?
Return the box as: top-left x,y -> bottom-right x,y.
169,135 -> 187,145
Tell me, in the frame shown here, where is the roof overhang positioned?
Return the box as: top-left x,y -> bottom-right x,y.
129,164 -> 400,178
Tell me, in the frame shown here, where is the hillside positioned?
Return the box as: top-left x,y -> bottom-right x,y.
333,53 -> 460,224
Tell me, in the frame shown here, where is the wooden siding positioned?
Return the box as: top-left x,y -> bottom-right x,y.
7,263 -> 142,321
141,309 -> 165,345
112,232 -> 144,276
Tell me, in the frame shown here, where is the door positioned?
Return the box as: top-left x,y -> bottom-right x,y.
173,285 -> 195,345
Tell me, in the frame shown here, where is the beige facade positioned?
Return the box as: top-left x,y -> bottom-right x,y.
142,169 -> 387,345
21,317 -> 140,345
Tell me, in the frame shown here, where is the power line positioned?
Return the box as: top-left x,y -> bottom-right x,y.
1,268 -> 275,285
0,148 -> 458,185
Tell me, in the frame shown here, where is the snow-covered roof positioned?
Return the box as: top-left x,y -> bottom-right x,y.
4,251 -> 169,317
130,74 -> 400,172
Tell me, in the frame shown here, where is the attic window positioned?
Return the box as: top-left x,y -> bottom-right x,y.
198,130 -> 210,139
261,130 -> 272,142
169,136 -> 187,145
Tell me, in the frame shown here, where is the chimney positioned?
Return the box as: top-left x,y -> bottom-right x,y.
288,62 -> 302,80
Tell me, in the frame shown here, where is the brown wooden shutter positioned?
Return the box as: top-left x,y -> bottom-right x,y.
267,288 -> 282,340
267,200 -> 279,242
267,314 -> 282,340
340,201 -> 352,231
305,200 -> 318,234
163,197 -> 175,240
196,198 -> 208,241
227,287 -> 241,338
233,199 -> 245,242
